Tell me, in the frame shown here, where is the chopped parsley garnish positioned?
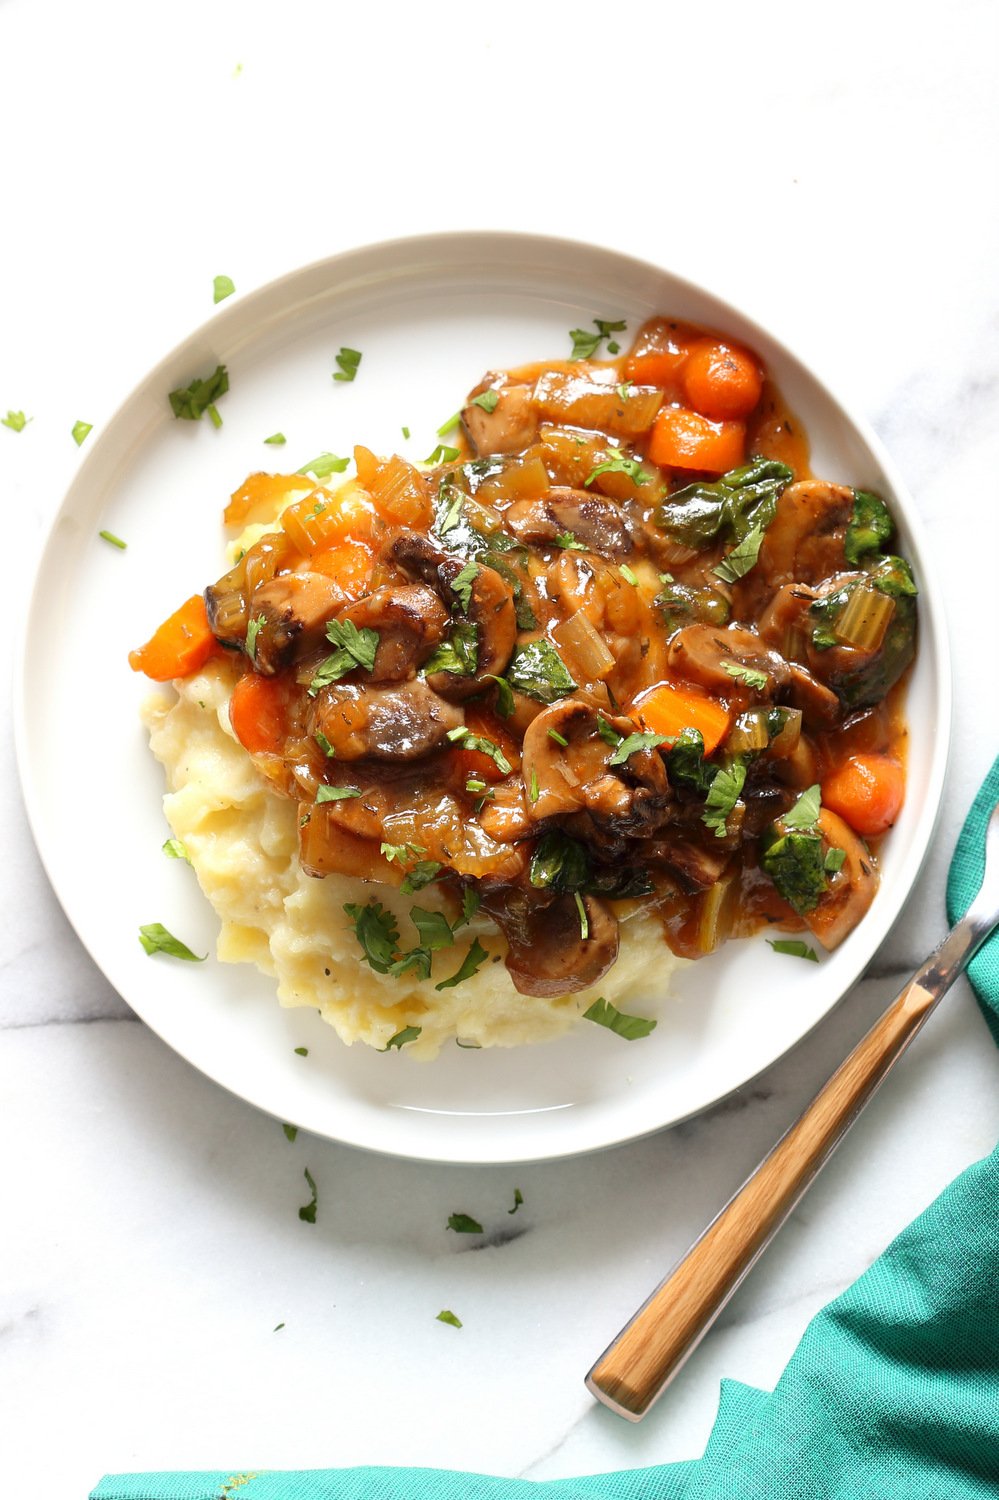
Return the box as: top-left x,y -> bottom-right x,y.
423,619 -> 478,677
273,1323 -> 285,1332
213,274 -> 235,304
784,783 -> 822,830
282,1123 -> 298,1142
583,996 -> 657,1040
509,1188 -> 524,1215
616,381 -> 633,401
380,841 -> 425,863
315,731 -> 336,757
169,364 -> 228,423
298,1168 -> 318,1224
530,830 -> 590,894
607,731 -> 668,767
458,887 -> 481,928
411,907 -> 456,952
596,715 -> 622,748
555,530 -> 587,552
447,1213 -> 484,1234
713,522 -> 766,583
2,410 -> 30,431
447,725 -> 512,775
296,452 -> 350,480
436,410 -> 462,436
761,830 -> 826,914
436,481 -> 465,535
437,1309 -> 463,1328
401,861 -> 442,895
657,458 -> 792,550
723,660 -> 768,690
568,317 -> 627,360
99,530 -> 127,550
825,847 -> 847,874
245,613 -> 265,661
264,432 -> 287,445
294,1046 -> 308,1056
666,727 -> 714,795
504,639 -> 576,704
702,761 -> 747,838
768,939 -> 819,962
470,390 -> 499,413
332,346 -> 362,382
487,674 -> 515,718
619,564 -> 639,586
435,939 -> 489,991
574,891 -> 589,940
162,837 -> 191,863
547,728 -> 569,747
585,454 -> 647,488
402,425 -> 411,439
844,490 -> 893,565
381,1025 -> 422,1051
344,901 -> 400,974
72,420 -> 93,446
315,785 -> 362,803
529,767 -> 540,803
309,618 -> 380,692
138,923 -> 206,961
424,443 -> 460,465
451,560 -> 479,611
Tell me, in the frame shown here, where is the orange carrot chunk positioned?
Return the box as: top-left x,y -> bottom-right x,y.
630,680 -> 731,756
128,595 -> 218,682
682,341 -> 763,421
229,672 -> 293,757
822,754 -> 905,838
647,406 -> 746,474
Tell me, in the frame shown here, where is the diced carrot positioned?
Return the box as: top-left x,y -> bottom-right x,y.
224,472 -> 314,528
822,754 -> 905,838
128,595 -> 219,682
647,406 -> 746,473
631,680 -> 731,755
229,671 -> 294,756
451,707 -> 521,785
624,317 -> 694,390
308,538 -> 376,600
354,446 -> 433,530
682,341 -> 763,421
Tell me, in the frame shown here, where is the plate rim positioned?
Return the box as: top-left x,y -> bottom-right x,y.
13,229 -> 952,1164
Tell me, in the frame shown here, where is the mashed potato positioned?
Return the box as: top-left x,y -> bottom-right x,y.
142,662 -> 682,1059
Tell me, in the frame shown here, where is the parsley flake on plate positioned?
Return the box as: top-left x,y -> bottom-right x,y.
424,443 -> 461,465
314,731 -> 336,757
583,996 -> 657,1040
713,522 -> 766,583
784,783 -> 822,830
138,923 -> 206,961
380,1025 -> 422,1051
451,559 -> 479,611
72,420 -> 93,446
504,639 -> 576,704
245,613 -> 265,661
607,731 -> 668,767
99,530 -> 127,550
298,1167 -> 318,1224
555,531 -> 586,551
294,1046 -> 309,1056
436,409 -> 462,436
213,274 -> 235,304
264,432 -> 287,446
509,1188 -> 524,1215
825,847 -> 847,874
437,1309 -> 463,1328
423,620 -> 478,678
2,410 -> 30,431
767,938 -> 819,963
332,346 -> 362,382
447,1212 -> 483,1234
309,618 -> 380,693
169,364 -> 228,424
568,318 -> 627,360
282,1123 -> 298,1142
296,452 -> 350,480
447,725 -> 512,775
162,837 -> 191,863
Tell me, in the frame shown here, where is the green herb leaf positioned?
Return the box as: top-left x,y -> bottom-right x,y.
169,364 -> 228,422
332,346 -> 362,382
309,618 -> 380,692
213,274 -> 235,304
583,996 -> 657,1040
411,907 -> 456,952
616,381 -> 633,400
508,1188 -> 523,1215
245,613 -> 265,661
702,761 -> 746,837
447,1213 -> 483,1234
447,725 -> 512,775
451,560 -> 479,611
437,1309 -> 463,1327
72,420 -> 93,446
314,731 -> 336,757
138,922 -> 206,961
282,1123 -> 298,1142
162,837 -> 191,863
401,861 -> 442,895
761,830 -> 827,914
713,522 -> 766,583
298,1167 -> 318,1224
381,1025 -> 422,1051
486,673 -> 515,718
656,457 -> 792,549
424,443 -> 461,465
470,390 -> 499,413
783,783 -> 822,830
2,409 -> 30,431
264,432 -> 287,445
869,554 -> 918,599
595,715 -> 623,748
343,901 -> 400,974
574,890 -> 589,939
844,489 -> 893,565
436,410 -> 462,436
585,454 -> 647,488
294,1046 -> 309,1056
569,318 -> 627,360
529,766 -> 540,803
619,563 -> 639,586
436,481 -> 465,535
457,886 -> 481,928
608,731 -> 668,767
547,727 -> 569,747
99,529 -> 127,550
722,660 -> 768,690
402,425 -> 411,439
296,452 -> 350,480
423,618 -> 479,677
435,938 -> 489,991
824,847 -> 847,873
768,938 -> 819,962
665,727 -> 714,794
530,830 -> 590,894
505,639 -> 577,704
380,842 -> 426,864
555,531 -> 586,551
315,785 -> 362,803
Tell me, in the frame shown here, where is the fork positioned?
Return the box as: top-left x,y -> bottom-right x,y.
586,797 -> 999,1422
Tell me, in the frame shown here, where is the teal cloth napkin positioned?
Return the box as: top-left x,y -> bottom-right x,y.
92,760 -> 999,1500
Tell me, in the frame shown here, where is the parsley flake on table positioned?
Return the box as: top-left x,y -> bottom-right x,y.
263,432 -> 287,445
99,530 -> 127,550
213,275 -> 235,304
436,1309 -> 463,1328
138,923 -> 206,961
723,660 -> 769,690
71,420 -> 93,446
435,939 -> 489,991
508,1188 -> 524,1215
702,761 -> 747,838
767,939 -> 819,963
162,837 -> 191,863
380,1025 -> 422,1051
470,390 -> 499,413
169,364 -> 228,424
2,410 -> 30,432
332,346 -> 362,382
298,1168 -> 318,1224
447,1213 -> 483,1234
583,996 -> 657,1040
296,452 -> 350,480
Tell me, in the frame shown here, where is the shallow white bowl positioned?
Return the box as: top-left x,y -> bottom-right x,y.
14,232 -> 950,1164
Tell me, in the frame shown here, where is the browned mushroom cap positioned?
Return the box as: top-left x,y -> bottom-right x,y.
756,480 -> 854,588
505,488 -> 635,558
667,625 -> 791,701
336,584 -> 449,682
426,556 -> 517,701
521,700 -> 670,835
461,376 -> 539,456
248,571 -> 344,676
311,678 -> 464,761
487,887 -> 619,998
804,809 -> 879,950
787,664 -> 843,728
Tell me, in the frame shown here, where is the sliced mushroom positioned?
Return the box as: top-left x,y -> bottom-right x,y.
486,887 -> 619,997
505,488 -> 635,557
521,700 -> 671,836
310,678 -> 463,761
756,480 -> 854,588
461,377 -> 539,456
248,571 -> 344,676
787,664 -> 843,728
336,584 -> 449,681
804,809 -> 879,950
667,624 -> 791,700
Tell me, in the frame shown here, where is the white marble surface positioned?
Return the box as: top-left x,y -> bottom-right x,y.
3,2 -> 999,1495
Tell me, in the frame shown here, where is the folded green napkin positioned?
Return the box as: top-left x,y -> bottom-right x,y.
92,760 -> 999,1500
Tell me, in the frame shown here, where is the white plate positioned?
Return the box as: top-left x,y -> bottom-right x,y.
15,233 -> 950,1164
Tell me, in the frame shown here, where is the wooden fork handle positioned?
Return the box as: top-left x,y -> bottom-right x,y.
586,975 -> 938,1420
